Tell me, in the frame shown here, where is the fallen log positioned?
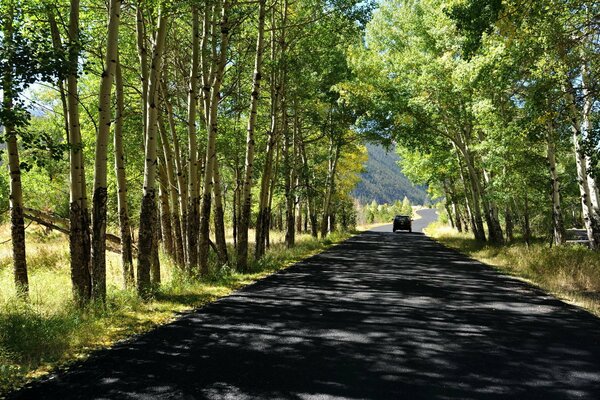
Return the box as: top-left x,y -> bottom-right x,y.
23,208 -> 135,255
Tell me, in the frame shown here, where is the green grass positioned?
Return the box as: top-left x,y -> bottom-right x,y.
427,222 -> 600,317
0,225 -> 351,395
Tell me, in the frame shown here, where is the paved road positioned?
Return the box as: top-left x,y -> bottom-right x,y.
10,209 -> 600,399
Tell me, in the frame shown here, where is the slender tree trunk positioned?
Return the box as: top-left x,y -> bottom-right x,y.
67,0 -> 92,304
136,2 -> 148,140
522,195 -> 531,247
137,10 -> 168,298
150,205 -> 161,286
582,63 -> 600,211
185,6 -> 201,271
505,205 -> 514,243
165,98 -> 188,264
91,0 -> 121,302
237,0 -> 267,272
159,115 -> 185,267
2,6 -> 28,296
565,82 -> 600,248
267,139 -> 281,248
284,100 -> 296,247
255,10 -> 280,259
114,58 -> 134,287
158,161 -> 174,256
47,6 -> 70,142
299,134 -> 318,237
320,137 -> 340,238
546,123 -> 566,245
199,0 -> 231,274
455,141 -> 486,241
213,157 -> 229,265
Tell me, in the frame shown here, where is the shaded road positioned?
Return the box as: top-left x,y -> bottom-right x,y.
10,209 -> 600,399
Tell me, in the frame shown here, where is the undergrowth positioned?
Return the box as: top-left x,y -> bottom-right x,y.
0,225 -> 351,395
427,222 -> 600,317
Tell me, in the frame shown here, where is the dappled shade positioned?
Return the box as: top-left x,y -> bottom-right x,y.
9,211 -> 600,399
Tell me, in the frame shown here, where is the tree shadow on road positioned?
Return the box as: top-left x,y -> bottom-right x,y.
9,232 -> 600,400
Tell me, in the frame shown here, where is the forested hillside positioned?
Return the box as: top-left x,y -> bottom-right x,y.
353,144 -> 429,205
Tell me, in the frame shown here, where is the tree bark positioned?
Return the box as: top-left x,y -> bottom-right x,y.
158,160 -> 174,256
565,81 -> 600,248
199,0 -> 231,274
546,122 -> 566,245
2,5 -> 28,296
213,157 -> 229,265
67,0 -> 92,304
165,97 -> 188,264
237,0 -> 267,272
255,12 -> 280,259
137,10 -> 168,298
158,114 -> 185,267
186,6 -> 201,271
91,0 -> 121,302
114,57 -> 134,287
320,137 -> 340,238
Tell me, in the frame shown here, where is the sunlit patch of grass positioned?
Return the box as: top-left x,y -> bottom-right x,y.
0,223 -> 352,395
427,222 -> 600,316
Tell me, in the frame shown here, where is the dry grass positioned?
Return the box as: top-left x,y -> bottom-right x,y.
0,223 -> 351,395
427,222 -> 600,316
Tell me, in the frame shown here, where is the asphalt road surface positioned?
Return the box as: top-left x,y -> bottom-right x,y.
9,209 -> 600,399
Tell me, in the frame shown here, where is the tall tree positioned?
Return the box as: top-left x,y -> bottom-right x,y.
237,0 -> 267,271
137,9 -> 168,297
91,0 -> 122,302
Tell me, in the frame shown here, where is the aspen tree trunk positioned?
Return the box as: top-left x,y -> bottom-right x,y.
91,0 -> 121,302
295,192 -> 302,233
158,115 -> 185,267
565,82 -> 600,248
581,63 -> 600,212
442,182 -> 455,229
455,150 -> 479,238
114,58 -> 134,287
267,139 -> 281,247
255,7 -> 280,260
67,0 -> 92,304
137,11 -> 168,298
320,139 -> 340,238
165,98 -> 188,264
47,6 -> 70,142
2,5 -> 28,295
284,98 -> 297,247
237,0 -> 267,272
186,6 -> 201,271
213,157 -> 229,265
199,0 -> 231,273
200,4 -> 213,121
546,122 -> 566,245
158,161 -> 174,256
150,205 -> 161,286
136,3 -> 148,139
454,140 -> 486,241
522,195 -> 531,247
299,135 -> 318,237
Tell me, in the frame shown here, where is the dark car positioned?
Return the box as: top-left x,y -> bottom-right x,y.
393,215 -> 412,233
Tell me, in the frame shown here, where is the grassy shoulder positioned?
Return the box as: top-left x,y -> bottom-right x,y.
426,222 -> 600,317
0,225 -> 352,395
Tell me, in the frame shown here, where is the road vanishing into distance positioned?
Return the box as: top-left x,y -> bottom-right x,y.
9,209 -> 600,399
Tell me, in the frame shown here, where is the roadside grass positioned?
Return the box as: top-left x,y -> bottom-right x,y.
0,224 -> 351,395
427,222 -> 600,317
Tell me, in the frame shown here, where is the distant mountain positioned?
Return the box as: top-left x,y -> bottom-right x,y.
353,143 -> 429,205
